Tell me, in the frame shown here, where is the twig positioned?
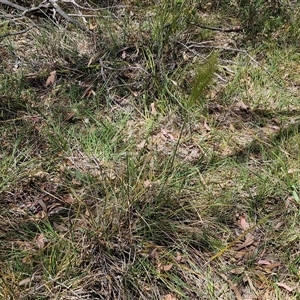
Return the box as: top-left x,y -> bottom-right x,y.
0,25 -> 33,39
193,23 -> 244,32
47,0 -> 94,34
60,0 -> 101,11
0,0 -> 95,35
0,0 -> 26,11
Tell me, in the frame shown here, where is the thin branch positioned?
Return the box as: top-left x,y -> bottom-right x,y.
0,0 -> 95,35
193,23 -> 244,32
0,25 -> 33,39
0,0 -> 26,11
47,0 -> 94,34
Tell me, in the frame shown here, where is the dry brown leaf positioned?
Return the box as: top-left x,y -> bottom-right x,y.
265,262 -> 281,270
45,70 -> 56,87
150,102 -> 157,116
161,294 -> 176,300
175,252 -> 182,262
239,215 -> 250,230
143,180 -> 152,188
277,282 -> 294,292
148,248 -> 158,260
237,100 -> 249,111
203,119 -> 211,131
137,140 -> 146,149
18,277 -> 31,286
160,294 -> 176,300
62,193 -> 75,205
35,233 -> 46,249
287,168 -> 300,174
161,264 -> 173,271
257,260 -> 271,265
161,129 -> 176,141
53,222 -> 68,232
89,22 -> 97,30
230,267 -> 245,275
234,236 -> 254,251
274,221 -> 284,231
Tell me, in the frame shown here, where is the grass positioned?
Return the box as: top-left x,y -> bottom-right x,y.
1,0 -> 300,299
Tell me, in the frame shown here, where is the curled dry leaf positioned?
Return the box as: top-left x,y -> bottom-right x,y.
257,260 -> 271,265
150,102 -> 157,116
239,215 -> 250,231
234,235 -> 254,251
277,282 -> 294,292
35,233 -> 46,249
45,70 -> 56,87
148,248 -> 158,260
175,252 -> 182,262
19,277 -> 31,286
161,264 -> 173,271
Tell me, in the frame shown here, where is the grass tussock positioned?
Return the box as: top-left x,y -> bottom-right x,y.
1,0 -> 300,299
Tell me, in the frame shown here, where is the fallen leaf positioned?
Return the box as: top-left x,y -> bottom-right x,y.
19,277 -> 31,286
239,215 -> 250,231
137,140 -> 146,149
161,129 -> 176,141
238,100 -> 249,111
175,252 -> 182,262
148,248 -> 158,260
161,264 -> 173,271
230,267 -> 245,275
143,180 -> 152,188
45,70 -> 56,87
89,22 -> 97,30
62,193 -> 75,205
265,262 -> 281,270
160,294 -> 176,300
203,119 -> 211,131
274,221 -> 284,231
170,79 -> 178,86
35,234 -> 46,249
277,282 -> 294,292
234,236 -> 254,251
53,222 -> 68,233
150,102 -> 157,116
257,260 -> 271,265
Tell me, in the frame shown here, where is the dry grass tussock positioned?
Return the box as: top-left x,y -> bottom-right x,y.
0,0 -> 300,299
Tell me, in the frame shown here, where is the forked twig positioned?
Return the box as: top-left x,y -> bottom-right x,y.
0,0 -> 95,35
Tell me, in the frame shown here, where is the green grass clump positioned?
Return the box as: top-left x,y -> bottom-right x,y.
0,0 -> 300,299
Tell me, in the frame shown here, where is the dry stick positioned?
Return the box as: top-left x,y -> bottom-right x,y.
0,0 -> 26,11
0,0 -> 95,35
0,25 -> 33,38
194,23 -> 244,33
60,0 -> 102,11
47,0 -> 94,35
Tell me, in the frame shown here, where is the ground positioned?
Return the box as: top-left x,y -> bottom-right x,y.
0,0 -> 299,299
